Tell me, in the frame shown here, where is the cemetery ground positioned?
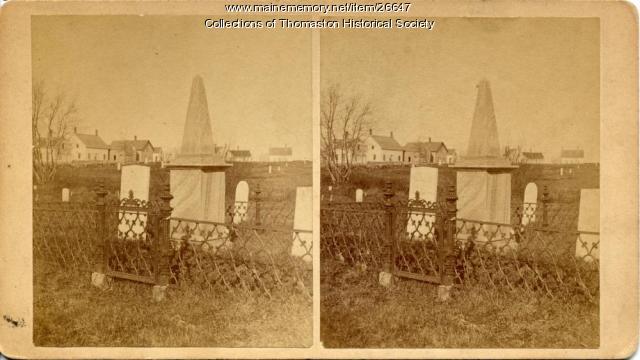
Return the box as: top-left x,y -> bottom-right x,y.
321,258 -> 598,348
320,163 -> 600,348
33,161 -> 312,347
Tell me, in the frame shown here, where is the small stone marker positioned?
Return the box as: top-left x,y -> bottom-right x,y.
291,186 -> 312,262
268,165 -> 272,174
117,162 -> 121,171
233,181 -> 249,224
355,188 -> 364,203
576,189 -> 599,261
277,166 -> 281,172
560,167 -> 564,176
522,182 -> 538,225
407,167 -> 438,240
62,188 -> 70,202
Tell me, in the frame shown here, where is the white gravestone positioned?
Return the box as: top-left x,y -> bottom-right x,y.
522,182 -> 538,225
291,186 -> 312,262
406,167 -> 438,241
576,189 -> 599,261
118,164 -> 151,240
62,188 -> 70,202
355,188 -> 364,203
233,181 -> 249,224
120,164 -> 150,201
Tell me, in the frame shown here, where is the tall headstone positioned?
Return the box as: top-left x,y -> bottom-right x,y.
576,189 -> 599,261
167,76 -> 231,222
118,164 -> 151,240
406,166 -> 439,240
355,188 -> 364,203
453,80 -> 517,225
61,188 -> 70,202
292,186 -> 312,262
233,181 -> 249,224
522,182 -> 538,225
120,164 -> 150,201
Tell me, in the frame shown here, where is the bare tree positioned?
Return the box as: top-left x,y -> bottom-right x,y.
504,145 -> 522,164
32,80 -> 78,185
321,84 -> 373,184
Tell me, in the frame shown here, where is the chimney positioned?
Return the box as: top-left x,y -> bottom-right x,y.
95,129 -> 98,136
74,127 -> 77,134
369,128 -> 372,136
428,137 -> 431,143
237,145 -> 239,150
390,131 -> 394,138
134,135 -> 137,141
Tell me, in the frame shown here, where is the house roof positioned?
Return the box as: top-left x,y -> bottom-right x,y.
561,149 -> 584,158
229,150 -> 251,157
371,135 -> 404,151
75,133 -> 109,149
404,141 -> 448,153
522,152 -> 544,160
110,140 -> 153,151
269,147 -> 292,156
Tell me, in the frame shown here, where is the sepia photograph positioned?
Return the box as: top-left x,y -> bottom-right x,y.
31,15 -> 312,347
320,18 -> 601,348
0,1 -> 637,358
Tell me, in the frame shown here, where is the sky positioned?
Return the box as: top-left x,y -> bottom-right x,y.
32,16 -> 312,160
321,18 -> 600,162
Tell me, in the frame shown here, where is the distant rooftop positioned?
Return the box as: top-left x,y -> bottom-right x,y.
371,135 -> 403,151
522,152 -> 544,160
269,147 -> 292,156
229,150 -> 251,157
561,149 -> 584,158
75,133 -> 109,150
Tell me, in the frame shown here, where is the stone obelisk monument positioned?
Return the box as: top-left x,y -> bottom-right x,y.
167,75 -> 231,222
454,79 -> 517,224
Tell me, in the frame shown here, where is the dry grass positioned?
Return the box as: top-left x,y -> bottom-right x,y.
320,259 -> 599,348
34,262 -> 312,347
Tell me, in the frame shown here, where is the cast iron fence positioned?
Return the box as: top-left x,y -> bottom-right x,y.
33,181 -> 311,298
321,182 -> 599,302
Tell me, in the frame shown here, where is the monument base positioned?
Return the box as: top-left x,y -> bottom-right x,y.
170,168 -> 226,223
456,169 -> 512,224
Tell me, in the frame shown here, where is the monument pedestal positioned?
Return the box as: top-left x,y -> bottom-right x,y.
169,166 -> 229,223
456,168 -> 512,224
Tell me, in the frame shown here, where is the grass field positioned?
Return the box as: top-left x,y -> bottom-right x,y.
34,262 -> 312,347
320,259 -> 598,348
320,163 -> 600,348
33,161 -> 313,347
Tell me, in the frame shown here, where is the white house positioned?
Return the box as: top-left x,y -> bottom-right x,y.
50,128 -> 110,163
269,147 -> 293,162
560,149 -> 584,164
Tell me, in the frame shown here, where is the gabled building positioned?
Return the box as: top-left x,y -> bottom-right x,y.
404,138 -> 449,164
109,136 -> 155,163
560,149 -> 584,164
228,149 -> 252,162
521,151 -> 544,164
365,130 -> 404,163
47,128 -> 110,162
269,146 -> 293,162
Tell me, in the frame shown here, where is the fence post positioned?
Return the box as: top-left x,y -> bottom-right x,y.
254,182 -> 262,226
378,181 -> 395,287
541,185 -> 550,228
91,180 -> 110,290
153,181 -> 173,302
438,184 -> 457,301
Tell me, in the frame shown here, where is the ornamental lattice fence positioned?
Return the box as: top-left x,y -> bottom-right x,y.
320,182 -> 599,302
33,182 -> 312,298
